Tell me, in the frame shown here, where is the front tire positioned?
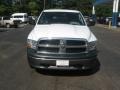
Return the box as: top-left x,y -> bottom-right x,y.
6,24 -> 10,28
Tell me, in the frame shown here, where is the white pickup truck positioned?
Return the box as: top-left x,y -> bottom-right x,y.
27,9 -> 99,71
0,16 -> 20,28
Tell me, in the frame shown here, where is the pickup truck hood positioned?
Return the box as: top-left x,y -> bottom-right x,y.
28,24 -> 97,42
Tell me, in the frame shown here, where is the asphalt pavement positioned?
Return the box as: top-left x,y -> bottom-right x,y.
0,25 -> 120,90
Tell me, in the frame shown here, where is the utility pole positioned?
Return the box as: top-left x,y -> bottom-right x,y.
44,0 -> 46,9
92,5 -> 96,21
18,0 -> 22,6
112,0 -> 119,28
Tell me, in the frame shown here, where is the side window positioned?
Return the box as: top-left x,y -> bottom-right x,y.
3,16 -> 10,20
24,15 -> 28,18
14,16 -> 23,18
0,17 -> 2,20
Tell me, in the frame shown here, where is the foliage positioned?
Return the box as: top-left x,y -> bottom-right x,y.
0,5 -> 6,15
96,5 -> 113,17
0,4 -> 12,16
28,1 -> 39,15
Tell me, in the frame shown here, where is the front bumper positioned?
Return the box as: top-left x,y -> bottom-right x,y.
27,48 -> 98,70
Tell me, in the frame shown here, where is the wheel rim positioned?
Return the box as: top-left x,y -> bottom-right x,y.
6,24 -> 10,28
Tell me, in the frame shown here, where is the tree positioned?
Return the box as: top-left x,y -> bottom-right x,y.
0,0 -> 115,17
28,1 -> 39,15
0,5 -> 7,15
62,0 -> 93,15
0,4 -> 12,16
96,5 -> 112,17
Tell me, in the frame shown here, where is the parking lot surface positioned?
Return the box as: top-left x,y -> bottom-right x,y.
0,25 -> 120,90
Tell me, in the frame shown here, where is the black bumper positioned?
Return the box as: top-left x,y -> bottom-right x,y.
27,49 -> 98,70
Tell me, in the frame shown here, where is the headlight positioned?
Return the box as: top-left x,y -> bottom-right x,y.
88,41 -> 96,51
27,39 -> 37,49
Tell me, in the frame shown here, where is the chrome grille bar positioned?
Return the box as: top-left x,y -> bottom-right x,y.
38,44 -> 86,48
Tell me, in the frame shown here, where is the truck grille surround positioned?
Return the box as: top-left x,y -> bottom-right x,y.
37,38 -> 88,54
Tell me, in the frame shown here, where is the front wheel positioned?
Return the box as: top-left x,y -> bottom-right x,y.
6,24 -> 10,28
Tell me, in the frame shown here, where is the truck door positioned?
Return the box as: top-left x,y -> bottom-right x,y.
0,17 -> 4,26
0,17 -> 2,26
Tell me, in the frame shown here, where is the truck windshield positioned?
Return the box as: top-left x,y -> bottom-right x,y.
38,12 -> 85,25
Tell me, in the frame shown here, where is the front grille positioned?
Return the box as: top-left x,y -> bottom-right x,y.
37,38 -> 87,54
